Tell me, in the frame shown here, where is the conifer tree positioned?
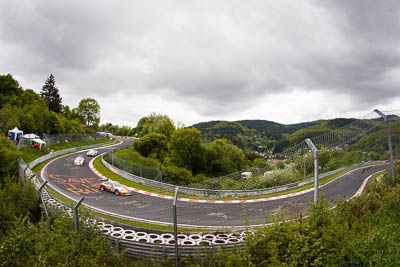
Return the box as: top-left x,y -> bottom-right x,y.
40,74 -> 63,113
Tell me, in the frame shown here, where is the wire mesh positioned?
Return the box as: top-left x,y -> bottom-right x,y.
185,110 -> 397,192
44,133 -> 103,146
103,152 -> 162,182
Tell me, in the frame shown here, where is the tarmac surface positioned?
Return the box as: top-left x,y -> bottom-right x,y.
41,138 -> 389,228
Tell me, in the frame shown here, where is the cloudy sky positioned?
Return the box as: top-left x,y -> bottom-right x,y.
1,0 -> 399,127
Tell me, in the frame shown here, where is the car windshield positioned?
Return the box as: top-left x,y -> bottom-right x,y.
113,182 -> 121,187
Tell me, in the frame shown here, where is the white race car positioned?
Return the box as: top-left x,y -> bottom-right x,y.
99,180 -> 132,196
74,156 -> 85,166
86,149 -> 98,157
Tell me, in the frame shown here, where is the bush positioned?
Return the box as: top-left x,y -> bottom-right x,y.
0,177 -> 38,234
208,176 -> 400,266
0,214 -> 128,266
161,164 -> 193,185
0,136 -> 21,180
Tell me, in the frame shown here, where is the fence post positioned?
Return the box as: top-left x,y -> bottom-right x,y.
173,186 -> 180,266
38,181 -> 48,216
374,109 -> 396,182
22,165 -> 31,186
305,139 -> 319,204
74,196 -> 85,231
43,133 -> 50,153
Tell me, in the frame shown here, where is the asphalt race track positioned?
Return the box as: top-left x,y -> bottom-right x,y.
41,138 -> 389,228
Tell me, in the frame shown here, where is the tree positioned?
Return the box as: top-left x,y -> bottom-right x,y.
77,98 -> 100,127
136,113 -> 176,139
134,132 -> 168,160
40,74 -> 63,113
206,139 -> 248,175
0,74 -> 23,109
169,128 -> 205,173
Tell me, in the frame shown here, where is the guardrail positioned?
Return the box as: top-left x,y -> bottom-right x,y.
102,154 -> 387,198
107,237 -> 245,262
28,141 -> 114,169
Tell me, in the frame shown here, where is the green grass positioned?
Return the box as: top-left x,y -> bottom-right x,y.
21,138 -> 111,164
20,147 -> 47,164
93,157 -> 172,196
49,138 -> 110,151
95,156 -> 383,200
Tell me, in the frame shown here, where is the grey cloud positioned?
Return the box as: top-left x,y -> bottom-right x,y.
0,0 -> 399,121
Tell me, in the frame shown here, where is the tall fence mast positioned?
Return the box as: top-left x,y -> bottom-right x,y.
374,109 -> 396,182
172,187 -> 180,267
305,138 -> 319,204
74,197 -> 85,231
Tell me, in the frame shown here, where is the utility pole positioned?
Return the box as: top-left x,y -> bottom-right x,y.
374,109 -> 395,182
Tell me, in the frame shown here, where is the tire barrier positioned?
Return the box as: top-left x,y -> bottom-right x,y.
151,238 -> 165,245
123,229 -> 135,236
123,235 -> 136,241
189,234 -> 202,241
42,184 -> 254,246
33,179 -> 249,262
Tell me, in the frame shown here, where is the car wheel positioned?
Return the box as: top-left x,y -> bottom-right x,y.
114,189 -> 119,195
99,186 -> 105,191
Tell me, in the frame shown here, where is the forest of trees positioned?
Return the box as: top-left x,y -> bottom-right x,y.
0,74 -> 103,136
113,113 -> 250,185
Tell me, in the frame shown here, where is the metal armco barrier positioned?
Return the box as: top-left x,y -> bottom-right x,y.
28,141 -> 114,169
102,153 -> 387,197
107,237 -> 245,262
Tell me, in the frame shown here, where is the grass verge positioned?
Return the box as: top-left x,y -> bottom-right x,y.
93,156 -> 171,196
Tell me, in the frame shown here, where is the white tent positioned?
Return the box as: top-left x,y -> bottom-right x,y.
23,133 -> 39,139
8,127 -> 23,141
31,138 -> 46,149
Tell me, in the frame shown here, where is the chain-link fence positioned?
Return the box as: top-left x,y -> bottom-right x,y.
103,151 -> 163,182
43,133 -> 103,146
185,111 -> 399,192
17,133 -> 106,152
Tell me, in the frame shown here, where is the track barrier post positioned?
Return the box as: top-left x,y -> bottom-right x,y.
374,109 -> 396,182
38,181 -> 48,216
173,186 -> 180,266
74,196 -> 85,231
305,139 -> 319,204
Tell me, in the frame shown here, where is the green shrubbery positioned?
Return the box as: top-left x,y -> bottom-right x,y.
0,135 -> 133,266
182,169 -> 400,266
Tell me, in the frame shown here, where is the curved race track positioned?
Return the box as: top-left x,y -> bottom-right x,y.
41,138 -> 389,228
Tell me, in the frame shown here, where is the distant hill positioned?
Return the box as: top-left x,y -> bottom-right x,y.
191,117 -> 393,153
236,120 -> 322,139
191,119 -> 323,152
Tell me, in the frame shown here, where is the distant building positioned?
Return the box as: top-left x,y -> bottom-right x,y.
241,172 -> 253,179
